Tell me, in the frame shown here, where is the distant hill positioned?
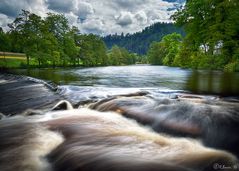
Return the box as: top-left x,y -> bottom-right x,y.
103,22 -> 185,55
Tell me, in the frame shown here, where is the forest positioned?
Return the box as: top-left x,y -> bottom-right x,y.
155,0 -> 239,72
103,22 -> 184,55
0,10 -> 138,68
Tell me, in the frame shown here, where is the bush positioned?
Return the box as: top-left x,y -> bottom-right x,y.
224,60 -> 239,72
173,48 -> 191,68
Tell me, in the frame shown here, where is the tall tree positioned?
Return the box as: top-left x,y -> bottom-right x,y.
148,33 -> 182,65
0,28 -> 11,53
79,34 -> 107,66
45,13 -> 72,66
147,42 -> 164,65
9,10 -> 32,65
172,0 -> 239,71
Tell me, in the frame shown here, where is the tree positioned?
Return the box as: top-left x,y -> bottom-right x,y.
107,45 -> 137,65
70,26 -> 82,66
79,34 -> 107,66
147,42 -> 164,65
63,33 -> 79,66
9,10 -> 32,65
108,45 -> 121,65
0,28 -> 11,66
162,33 -> 182,66
45,13 -> 72,66
45,13 -> 69,42
103,22 -> 184,55
8,10 -> 55,67
147,33 -> 182,66
5,10 -> 144,68
0,28 -> 11,53
171,0 -> 239,71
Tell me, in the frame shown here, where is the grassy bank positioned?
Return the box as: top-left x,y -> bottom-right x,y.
0,52 -> 27,68
0,52 -> 85,69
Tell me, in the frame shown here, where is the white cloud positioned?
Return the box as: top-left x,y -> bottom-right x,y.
0,13 -> 12,30
135,11 -> 148,25
81,18 -> 104,35
0,0 -> 185,35
75,1 -> 94,21
46,0 -> 76,13
0,0 -> 47,18
65,12 -> 78,26
111,0 -> 146,9
116,12 -> 134,27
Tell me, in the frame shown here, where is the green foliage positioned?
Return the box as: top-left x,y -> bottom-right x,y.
0,58 -> 25,68
0,54 -> 38,68
0,28 -> 11,52
171,0 -> 239,71
1,10 -> 109,68
107,45 -> 138,65
135,55 -> 148,64
103,23 -> 185,55
224,51 -> 239,72
147,33 -> 182,66
79,34 -> 108,66
224,60 -> 239,72
147,42 -> 163,65
171,46 -> 228,70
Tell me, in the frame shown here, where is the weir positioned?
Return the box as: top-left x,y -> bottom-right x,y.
0,73 -> 239,158
0,74 -> 63,115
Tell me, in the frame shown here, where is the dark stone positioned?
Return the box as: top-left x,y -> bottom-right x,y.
0,73 -> 63,115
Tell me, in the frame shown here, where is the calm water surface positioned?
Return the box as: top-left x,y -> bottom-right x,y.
10,65 -> 239,102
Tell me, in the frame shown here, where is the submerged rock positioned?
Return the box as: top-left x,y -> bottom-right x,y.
0,73 -> 63,115
90,94 -> 239,157
0,107 -> 238,171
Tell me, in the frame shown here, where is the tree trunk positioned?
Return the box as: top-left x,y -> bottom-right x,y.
27,55 -> 30,67
3,52 -> 7,67
53,60 -> 55,68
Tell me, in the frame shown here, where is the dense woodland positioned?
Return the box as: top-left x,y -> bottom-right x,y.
173,0 -> 239,71
0,0 -> 239,71
103,23 -> 184,55
0,10 -> 138,67
148,0 -> 239,72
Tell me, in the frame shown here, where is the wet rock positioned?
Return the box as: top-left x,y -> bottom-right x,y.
89,93 -> 239,157
0,73 -> 63,115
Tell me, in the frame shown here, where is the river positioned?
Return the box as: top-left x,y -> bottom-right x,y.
10,65 -> 239,103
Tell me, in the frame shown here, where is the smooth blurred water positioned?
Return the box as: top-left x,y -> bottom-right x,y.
10,65 -> 239,101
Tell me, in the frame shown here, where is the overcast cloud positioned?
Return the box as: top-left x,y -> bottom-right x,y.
0,0 -> 185,35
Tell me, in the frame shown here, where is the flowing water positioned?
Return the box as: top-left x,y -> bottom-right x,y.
10,65 -> 239,103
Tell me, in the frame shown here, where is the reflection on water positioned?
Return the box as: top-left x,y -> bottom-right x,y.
187,70 -> 239,96
10,65 -> 239,96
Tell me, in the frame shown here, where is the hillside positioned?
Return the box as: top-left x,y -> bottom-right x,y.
103,22 -> 184,55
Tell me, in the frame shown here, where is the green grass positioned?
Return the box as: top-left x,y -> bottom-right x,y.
0,51 -> 41,68
0,52 -> 27,68
0,52 -> 84,68
0,52 -> 26,57
0,58 -> 27,68
0,56 -> 26,60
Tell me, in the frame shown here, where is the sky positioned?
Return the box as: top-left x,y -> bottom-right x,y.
0,0 -> 185,35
